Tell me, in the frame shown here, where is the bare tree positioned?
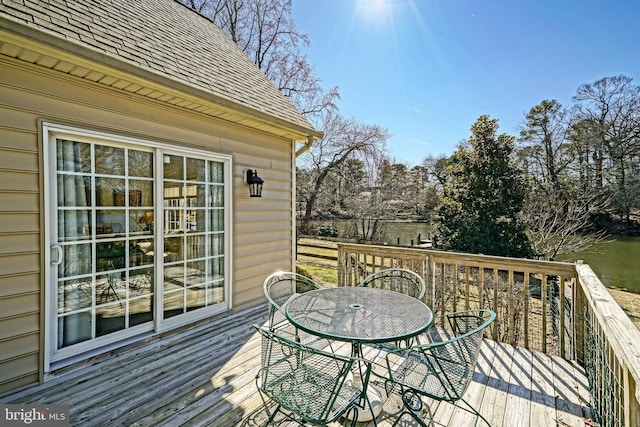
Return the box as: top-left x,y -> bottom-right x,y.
179,0 -> 338,119
517,99 -> 612,259
518,99 -> 575,201
297,111 -> 389,234
346,157 -> 403,242
421,154 -> 450,190
572,75 -> 640,222
524,192 -> 609,260
404,165 -> 438,218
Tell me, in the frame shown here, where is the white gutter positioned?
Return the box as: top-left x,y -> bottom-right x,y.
295,135 -> 316,157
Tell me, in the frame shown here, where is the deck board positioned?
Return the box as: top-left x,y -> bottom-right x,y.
501,346 -> 533,426
0,304 -> 595,426
477,341 -> 515,426
529,350 -> 559,427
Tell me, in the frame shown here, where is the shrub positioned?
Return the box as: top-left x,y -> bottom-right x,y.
318,224 -> 338,237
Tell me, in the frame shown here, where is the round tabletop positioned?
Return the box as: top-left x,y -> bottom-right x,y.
285,287 -> 433,344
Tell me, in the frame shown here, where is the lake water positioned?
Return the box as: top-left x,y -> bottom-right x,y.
324,220 -> 433,246
316,220 -> 640,293
557,236 -> 640,293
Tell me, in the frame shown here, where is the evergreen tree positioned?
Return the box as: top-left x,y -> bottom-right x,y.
434,115 -> 534,258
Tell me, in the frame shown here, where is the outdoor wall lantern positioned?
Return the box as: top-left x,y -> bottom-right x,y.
245,169 -> 264,197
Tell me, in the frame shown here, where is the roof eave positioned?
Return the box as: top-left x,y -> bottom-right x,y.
0,17 -> 323,142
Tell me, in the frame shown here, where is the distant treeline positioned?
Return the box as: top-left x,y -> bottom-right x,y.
297,75 -> 640,252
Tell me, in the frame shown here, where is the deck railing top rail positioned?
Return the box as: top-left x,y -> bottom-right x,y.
338,242 -> 577,275
577,263 -> 640,419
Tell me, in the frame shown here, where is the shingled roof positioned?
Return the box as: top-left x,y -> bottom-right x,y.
0,0 -> 320,139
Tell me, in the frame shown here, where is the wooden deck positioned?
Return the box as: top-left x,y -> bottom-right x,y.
0,304 -> 594,426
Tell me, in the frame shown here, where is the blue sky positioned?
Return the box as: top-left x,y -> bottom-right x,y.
292,0 -> 640,166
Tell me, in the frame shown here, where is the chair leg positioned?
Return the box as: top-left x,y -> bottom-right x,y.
389,388 -> 433,427
342,406 -> 359,427
255,386 -> 278,426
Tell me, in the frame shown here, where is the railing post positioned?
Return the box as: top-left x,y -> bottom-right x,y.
625,368 -> 640,427
426,251 -> 435,309
452,263 -> 458,313
559,276 -> 566,359
337,244 -> 345,287
492,268 -> 498,341
441,263 -> 447,325
508,269 -> 514,345
524,273 -> 530,349
541,275 -> 547,354
465,265 -> 470,310
575,262 -> 586,365
479,267 -> 485,310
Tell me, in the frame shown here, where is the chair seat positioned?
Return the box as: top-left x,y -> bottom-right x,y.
268,292 -> 299,327
391,350 -> 470,402
255,325 -> 363,425
263,364 -> 361,422
384,309 -> 496,426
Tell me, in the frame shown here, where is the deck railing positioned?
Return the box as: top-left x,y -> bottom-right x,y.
337,242 -> 640,427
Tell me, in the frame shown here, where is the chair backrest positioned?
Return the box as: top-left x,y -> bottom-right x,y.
254,325 -> 360,424
390,309 -> 495,402
425,309 -> 495,400
358,268 -> 426,300
262,272 -> 321,328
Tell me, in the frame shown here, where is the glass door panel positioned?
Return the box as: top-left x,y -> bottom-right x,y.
162,155 -> 226,320
128,150 -> 153,178
53,139 -> 155,354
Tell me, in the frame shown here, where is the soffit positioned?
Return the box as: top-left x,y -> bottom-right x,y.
0,16 -> 322,141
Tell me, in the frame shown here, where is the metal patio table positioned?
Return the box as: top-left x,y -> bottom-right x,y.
285,286 -> 434,423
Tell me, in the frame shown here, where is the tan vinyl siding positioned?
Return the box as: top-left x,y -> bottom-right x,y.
0,334 -> 39,362
0,293 -> 39,322
0,128 -> 39,151
0,56 -> 296,396
0,273 -> 40,298
0,191 -> 39,213
0,253 -> 39,278
0,170 -> 39,191
0,354 -> 40,394
0,213 -> 39,233
0,311 -> 40,342
0,233 -> 40,254
0,149 -> 39,172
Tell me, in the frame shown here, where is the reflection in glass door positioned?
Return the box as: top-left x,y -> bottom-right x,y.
48,127 -> 230,364
54,139 -> 155,352
162,154 -> 225,319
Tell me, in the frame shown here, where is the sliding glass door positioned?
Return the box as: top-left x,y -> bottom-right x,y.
46,125 -> 230,364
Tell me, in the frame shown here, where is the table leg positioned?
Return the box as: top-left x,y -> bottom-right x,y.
349,372 -> 384,422
345,343 -> 383,423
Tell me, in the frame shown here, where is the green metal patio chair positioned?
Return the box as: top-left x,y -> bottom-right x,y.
254,325 -> 363,426
384,309 -> 496,426
358,268 -> 426,300
358,268 -> 427,351
263,271 -> 332,350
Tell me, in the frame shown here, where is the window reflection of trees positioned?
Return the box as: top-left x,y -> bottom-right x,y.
56,141 -> 156,349
56,143 -> 226,348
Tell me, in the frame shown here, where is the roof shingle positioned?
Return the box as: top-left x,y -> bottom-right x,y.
0,0 -> 316,134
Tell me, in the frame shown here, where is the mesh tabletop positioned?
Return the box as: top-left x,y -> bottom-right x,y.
285,287 -> 433,344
